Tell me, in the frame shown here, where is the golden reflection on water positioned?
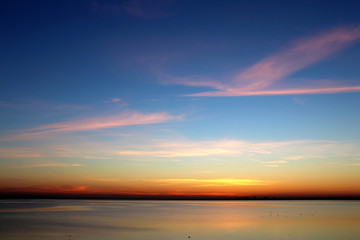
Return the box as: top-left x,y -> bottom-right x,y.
0,200 -> 359,240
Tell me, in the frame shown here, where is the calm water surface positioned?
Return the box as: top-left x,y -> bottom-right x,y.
0,200 -> 359,240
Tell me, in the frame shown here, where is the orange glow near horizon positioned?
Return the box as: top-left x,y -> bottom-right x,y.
2,1 -> 360,207
1,176 -> 359,198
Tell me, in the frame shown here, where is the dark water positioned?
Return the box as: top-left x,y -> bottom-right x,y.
0,200 -> 359,240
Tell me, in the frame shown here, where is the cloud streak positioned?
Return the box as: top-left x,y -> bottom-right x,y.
14,163 -> 81,169
174,25 -> 360,97
2,111 -> 181,141
187,85 -> 360,97
114,138 -> 360,169
117,139 -> 283,158
116,139 -> 355,160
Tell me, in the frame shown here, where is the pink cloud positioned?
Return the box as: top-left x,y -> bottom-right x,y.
168,76 -> 227,90
175,25 -> 360,96
231,26 -> 360,90
187,85 -> 360,97
105,98 -> 122,103
30,112 -> 178,132
2,111 -> 181,141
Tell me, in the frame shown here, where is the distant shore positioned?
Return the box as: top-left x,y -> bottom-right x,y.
1,194 -> 359,201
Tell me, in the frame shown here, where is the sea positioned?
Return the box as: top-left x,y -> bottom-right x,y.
0,199 -> 359,240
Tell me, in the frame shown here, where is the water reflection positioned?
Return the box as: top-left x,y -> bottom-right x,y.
0,200 -> 359,240
0,205 -> 89,212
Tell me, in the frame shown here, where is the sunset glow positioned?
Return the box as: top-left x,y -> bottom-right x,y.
1,0 -> 360,200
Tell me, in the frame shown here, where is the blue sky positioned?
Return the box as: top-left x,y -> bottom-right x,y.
1,0 -> 360,197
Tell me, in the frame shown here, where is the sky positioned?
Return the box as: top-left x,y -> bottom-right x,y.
1,0 -> 360,199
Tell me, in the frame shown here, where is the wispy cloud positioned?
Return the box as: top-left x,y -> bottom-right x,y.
264,164 -> 280,168
104,97 -> 128,106
284,156 -> 309,160
117,149 -> 236,158
2,135 -> 357,167
104,98 -> 122,103
264,160 -> 287,164
117,139 -> 284,158
1,111 -> 181,141
29,111 -> 179,133
0,145 -> 116,160
0,149 -> 44,158
115,138 -> 360,168
167,76 -> 227,90
14,163 -> 81,169
187,86 -> 360,97
262,160 -> 287,168
116,139 -> 355,159
173,25 -> 360,97
230,26 -> 360,90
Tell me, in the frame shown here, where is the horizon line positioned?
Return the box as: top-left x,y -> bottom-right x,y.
1,193 -> 359,201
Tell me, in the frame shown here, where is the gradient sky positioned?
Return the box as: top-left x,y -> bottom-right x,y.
1,0 -> 360,198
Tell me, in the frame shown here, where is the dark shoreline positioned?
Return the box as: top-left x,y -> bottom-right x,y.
1,194 -> 359,201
